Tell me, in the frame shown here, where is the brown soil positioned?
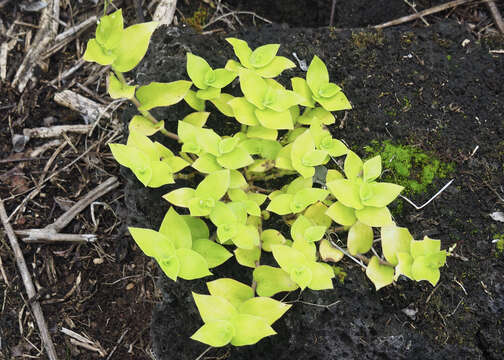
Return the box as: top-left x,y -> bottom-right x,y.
0,1 -> 503,359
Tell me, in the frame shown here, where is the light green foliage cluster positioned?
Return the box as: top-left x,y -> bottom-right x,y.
84,10 -> 448,348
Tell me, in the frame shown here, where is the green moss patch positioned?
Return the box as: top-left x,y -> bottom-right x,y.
494,234 -> 504,257
364,140 -> 455,196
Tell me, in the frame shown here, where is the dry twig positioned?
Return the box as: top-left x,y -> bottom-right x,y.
23,124 -> 93,139
46,176 -> 119,233
49,59 -> 85,86
12,0 -> 60,91
153,0 -> 177,26
14,230 -> 96,244
0,42 -> 8,80
486,1 -> 504,34
0,254 -> 9,287
0,200 -> 59,360
403,0 -> 430,26
53,90 -> 111,123
375,0 -> 474,29
42,16 -> 98,60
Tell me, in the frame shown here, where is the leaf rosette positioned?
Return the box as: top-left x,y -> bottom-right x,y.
83,10 -> 158,72
191,279 -> 291,346
238,69 -> 303,130
109,130 -> 189,187
129,207 -> 232,281
225,38 -> 296,78
325,152 -> 403,229
291,55 -> 352,112
186,53 -> 237,100
266,176 -> 329,215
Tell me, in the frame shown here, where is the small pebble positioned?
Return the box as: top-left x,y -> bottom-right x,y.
126,283 -> 135,291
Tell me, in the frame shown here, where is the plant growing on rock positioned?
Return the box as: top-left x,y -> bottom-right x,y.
84,9 -> 448,348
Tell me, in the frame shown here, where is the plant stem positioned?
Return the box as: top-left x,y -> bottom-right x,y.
251,220 -> 263,294
245,169 -> 296,182
173,172 -> 197,180
114,71 -> 179,141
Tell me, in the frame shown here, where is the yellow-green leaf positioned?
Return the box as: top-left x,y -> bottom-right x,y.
210,93 -> 235,117
347,221 -> 373,255
250,43 -> 279,68
158,207 -> 192,249
192,293 -> 237,323
234,246 -> 261,268
230,314 -> 276,346
319,239 -> 344,263
363,155 -> 382,183
176,248 -> 212,280
327,179 -> 363,210
137,80 -> 191,111
366,256 -> 394,290
128,227 -> 175,258
112,22 -> 158,72
228,97 -> 259,126
238,297 -> 291,325
307,262 -> 334,290
182,111 -> 210,127
83,39 -> 115,65
207,278 -> 254,309
129,115 -> 163,136
162,188 -> 195,208
186,53 -> 212,89
96,10 -> 124,49
380,226 -> 413,266
325,201 -> 357,226
184,89 -> 206,111
253,265 -> 299,297
255,56 -> 296,78
344,151 -> 363,180
355,206 -> 393,227
226,37 -> 253,68
108,72 -> 136,99
190,320 -> 234,347
266,193 -> 293,215
306,55 -> 329,93
261,229 -> 287,252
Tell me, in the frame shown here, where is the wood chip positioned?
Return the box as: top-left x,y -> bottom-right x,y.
12,0 -> 60,92
0,42 -> 7,80
53,90 -> 111,123
153,0 -> 177,26
23,124 -> 93,139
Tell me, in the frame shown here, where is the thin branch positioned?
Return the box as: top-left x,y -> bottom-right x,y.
14,230 -> 97,244
202,11 -> 272,30
0,200 -> 59,360
486,0 -> 504,34
194,346 -> 212,360
375,0 -> 474,29
23,125 -> 93,139
12,0 -> 60,91
328,234 -> 367,269
46,176 -> 119,233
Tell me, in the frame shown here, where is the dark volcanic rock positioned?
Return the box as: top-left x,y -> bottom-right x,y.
219,0 -> 448,28
122,21 -> 504,360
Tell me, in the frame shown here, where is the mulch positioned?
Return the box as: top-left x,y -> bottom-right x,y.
0,0 -> 502,359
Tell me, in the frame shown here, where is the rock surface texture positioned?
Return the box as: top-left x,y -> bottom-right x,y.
123,22 -> 504,360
